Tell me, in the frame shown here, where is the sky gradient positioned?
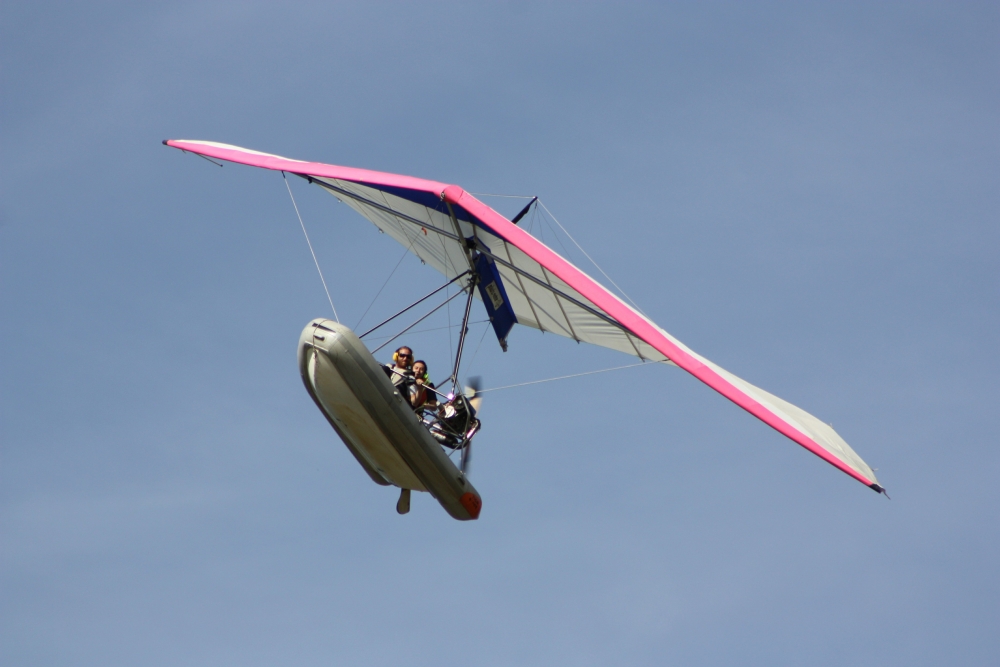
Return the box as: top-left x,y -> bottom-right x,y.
2,2 -> 998,665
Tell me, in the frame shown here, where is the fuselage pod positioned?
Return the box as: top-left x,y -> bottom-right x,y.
297,319 -> 482,520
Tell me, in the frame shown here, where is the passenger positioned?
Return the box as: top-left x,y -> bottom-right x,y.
410,360 -> 438,411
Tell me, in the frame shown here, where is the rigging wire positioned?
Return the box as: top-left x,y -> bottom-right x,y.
190,150 -> 224,167
363,320 -> 489,342
355,245 -> 410,330
369,288 -> 467,355
358,271 -> 470,339
475,361 -> 660,394
536,199 -> 648,318
447,283 -> 453,365
463,322 -> 492,373
468,192 -> 536,199
283,172 -> 339,322
539,204 -> 573,258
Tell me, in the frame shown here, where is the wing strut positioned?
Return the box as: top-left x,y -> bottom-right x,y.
359,270 -> 470,339
447,274 -> 479,389
369,289 -> 468,355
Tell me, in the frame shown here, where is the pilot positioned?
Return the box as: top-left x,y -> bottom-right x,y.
385,346 -> 416,404
411,359 -> 438,411
386,346 -> 414,386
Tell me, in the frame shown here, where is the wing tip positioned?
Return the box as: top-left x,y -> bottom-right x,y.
870,483 -> 889,498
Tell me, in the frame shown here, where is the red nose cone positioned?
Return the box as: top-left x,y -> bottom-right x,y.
459,492 -> 482,519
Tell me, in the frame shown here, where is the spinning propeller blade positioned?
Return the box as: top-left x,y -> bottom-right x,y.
466,376 -> 483,413
461,376 -> 483,474
460,443 -> 472,474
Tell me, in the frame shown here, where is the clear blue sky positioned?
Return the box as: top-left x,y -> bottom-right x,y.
2,2 -> 997,665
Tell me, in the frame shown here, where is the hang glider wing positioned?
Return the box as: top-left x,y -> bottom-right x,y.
164,139 -> 884,493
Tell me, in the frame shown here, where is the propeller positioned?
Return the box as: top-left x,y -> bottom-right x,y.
460,441 -> 472,474
461,376 -> 483,474
465,376 -> 483,413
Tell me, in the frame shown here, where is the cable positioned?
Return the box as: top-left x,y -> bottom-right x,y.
537,199 -> 647,318
284,172 -> 338,322
370,289 -> 466,355
355,246 -> 409,330
362,320 -> 489,342
476,361 -> 661,394
467,192 -> 537,199
464,322 -> 492,371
